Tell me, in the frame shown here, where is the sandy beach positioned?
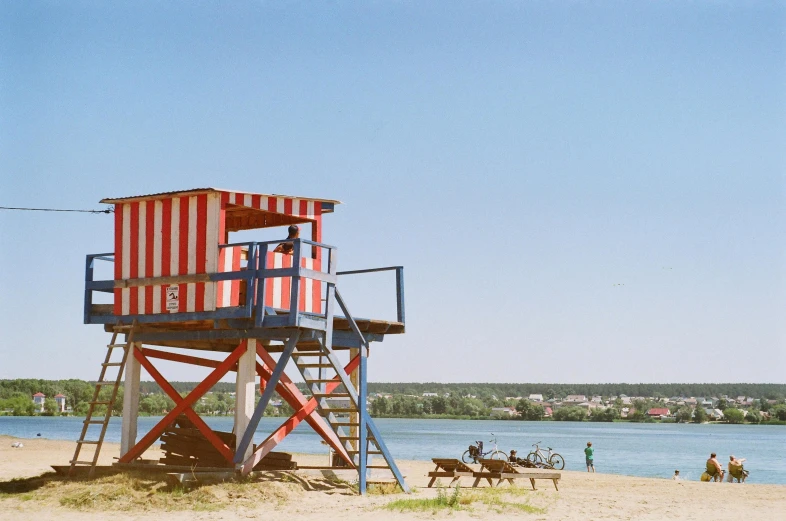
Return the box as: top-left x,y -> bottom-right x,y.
1,435 -> 783,521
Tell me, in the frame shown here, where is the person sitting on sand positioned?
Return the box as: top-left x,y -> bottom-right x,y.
507,449 -> 536,468
274,225 -> 300,255
672,470 -> 680,481
706,453 -> 724,482
728,455 -> 748,483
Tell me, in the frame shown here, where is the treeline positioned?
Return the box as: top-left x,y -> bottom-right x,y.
0,379 -> 285,418
0,379 -> 113,416
119,382 -> 786,400
137,381 -> 237,395
3,379 -> 785,421
365,383 -> 786,400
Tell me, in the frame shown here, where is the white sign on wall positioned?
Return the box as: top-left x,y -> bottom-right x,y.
166,285 -> 179,312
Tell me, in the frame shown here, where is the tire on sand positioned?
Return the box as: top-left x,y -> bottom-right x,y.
549,453 -> 565,470
462,449 -> 476,464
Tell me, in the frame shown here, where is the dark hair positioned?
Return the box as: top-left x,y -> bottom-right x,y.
711,453 -> 716,458
287,224 -> 299,237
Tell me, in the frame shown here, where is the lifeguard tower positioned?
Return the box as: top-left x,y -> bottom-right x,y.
74,188 -> 408,494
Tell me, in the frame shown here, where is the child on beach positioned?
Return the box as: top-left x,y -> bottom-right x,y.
672,470 -> 680,481
585,441 -> 595,472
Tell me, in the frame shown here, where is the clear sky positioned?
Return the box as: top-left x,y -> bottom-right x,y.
1,2 -> 784,384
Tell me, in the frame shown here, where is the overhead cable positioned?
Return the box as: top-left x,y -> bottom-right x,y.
0,206 -> 113,214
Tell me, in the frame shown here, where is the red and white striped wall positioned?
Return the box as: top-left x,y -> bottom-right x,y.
112,189 -> 325,317
113,193 -> 221,316
215,249 -> 322,314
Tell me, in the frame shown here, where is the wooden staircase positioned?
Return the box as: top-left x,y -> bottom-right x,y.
292,345 -> 397,474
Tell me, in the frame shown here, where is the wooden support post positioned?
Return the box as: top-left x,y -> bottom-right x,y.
120,342 -> 141,457
234,332 -> 300,466
234,338 -> 257,463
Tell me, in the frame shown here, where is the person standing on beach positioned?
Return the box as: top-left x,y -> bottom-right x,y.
585,441 -> 595,472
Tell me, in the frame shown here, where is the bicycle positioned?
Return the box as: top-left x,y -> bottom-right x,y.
526,441 -> 565,470
462,434 -> 508,464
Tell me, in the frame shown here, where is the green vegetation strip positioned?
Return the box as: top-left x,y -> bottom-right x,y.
383,484 -> 546,514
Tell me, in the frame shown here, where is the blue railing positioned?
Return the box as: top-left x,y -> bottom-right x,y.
83,239 -> 405,330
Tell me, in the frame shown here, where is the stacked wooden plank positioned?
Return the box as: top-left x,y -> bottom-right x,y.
159,416 -> 235,468
252,450 -> 297,471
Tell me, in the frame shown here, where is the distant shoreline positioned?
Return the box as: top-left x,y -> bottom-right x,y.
1,414 -> 783,426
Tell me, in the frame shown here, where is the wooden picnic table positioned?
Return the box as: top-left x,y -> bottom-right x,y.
427,458 -> 475,487
472,458 -> 561,490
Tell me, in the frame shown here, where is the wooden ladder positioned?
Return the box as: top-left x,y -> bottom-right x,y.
68,322 -> 136,478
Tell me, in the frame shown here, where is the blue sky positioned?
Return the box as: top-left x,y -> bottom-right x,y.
1,2 -> 784,383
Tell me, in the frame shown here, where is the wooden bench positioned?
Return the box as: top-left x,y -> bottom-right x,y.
473,458 -> 561,490
427,458 -> 476,487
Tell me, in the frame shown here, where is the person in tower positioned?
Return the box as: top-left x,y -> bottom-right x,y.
274,225 -> 300,255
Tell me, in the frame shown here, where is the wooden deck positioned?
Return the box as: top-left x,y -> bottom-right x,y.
92,304 -> 403,351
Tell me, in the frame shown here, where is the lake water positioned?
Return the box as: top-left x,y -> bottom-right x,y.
2,416 -> 784,484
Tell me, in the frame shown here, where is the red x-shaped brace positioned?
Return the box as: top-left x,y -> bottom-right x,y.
117,341 -> 357,471
118,341 -> 247,463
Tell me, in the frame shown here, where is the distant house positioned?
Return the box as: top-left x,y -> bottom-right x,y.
490,407 -> 518,418
647,408 -> 670,418
564,395 -> 587,404
54,394 -> 67,413
591,396 -> 603,403
422,392 -> 438,397
621,397 -> 632,405
325,396 -> 352,410
32,393 -> 46,413
706,408 -> 724,420
528,394 -> 543,402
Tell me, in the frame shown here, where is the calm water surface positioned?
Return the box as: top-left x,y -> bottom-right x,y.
2,417 -> 784,484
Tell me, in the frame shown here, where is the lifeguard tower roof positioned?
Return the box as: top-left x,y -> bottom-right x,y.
101,188 -> 339,233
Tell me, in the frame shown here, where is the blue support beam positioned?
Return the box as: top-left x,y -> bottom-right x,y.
233,332 -> 300,464
358,351 -> 368,494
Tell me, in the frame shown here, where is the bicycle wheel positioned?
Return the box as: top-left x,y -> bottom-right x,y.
549,453 -> 565,470
526,452 -> 543,465
490,450 -> 508,461
462,450 -> 476,464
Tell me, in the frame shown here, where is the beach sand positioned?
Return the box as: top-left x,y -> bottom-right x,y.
1,435 -> 783,520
